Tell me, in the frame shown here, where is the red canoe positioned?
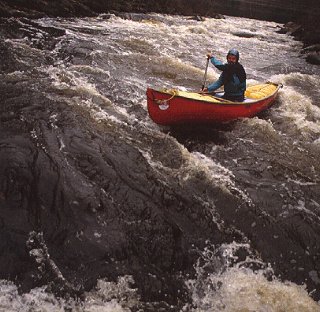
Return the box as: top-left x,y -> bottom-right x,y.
146,82 -> 282,125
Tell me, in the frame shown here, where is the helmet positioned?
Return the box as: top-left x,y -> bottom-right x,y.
227,48 -> 239,62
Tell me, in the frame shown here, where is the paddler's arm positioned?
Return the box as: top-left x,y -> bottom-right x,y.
207,53 -> 226,71
207,74 -> 223,92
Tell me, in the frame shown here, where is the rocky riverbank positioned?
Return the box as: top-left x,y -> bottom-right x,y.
277,20 -> 320,65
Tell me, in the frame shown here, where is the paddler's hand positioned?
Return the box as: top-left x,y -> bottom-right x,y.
200,87 -> 208,93
206,53 -> 213,59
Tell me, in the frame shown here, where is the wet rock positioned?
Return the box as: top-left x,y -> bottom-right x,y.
187,14 -> 223,21
301,44 -> 320,53
277,21 -> 302,35
188,15 -> 206,22
0,50 -> 241,307
278,20 -> 320,65
212,13 -> 225,19
26,231 -> 83,298
306,52 -> 320,65
98,13 -> 113,20
113,12 -> 150,21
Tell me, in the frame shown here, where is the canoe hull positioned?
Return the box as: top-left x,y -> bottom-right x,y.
146,84 -> 281,125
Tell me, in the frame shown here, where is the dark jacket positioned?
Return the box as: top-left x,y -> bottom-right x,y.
207,57 -> 246,99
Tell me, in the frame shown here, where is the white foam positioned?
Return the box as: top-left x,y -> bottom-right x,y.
44,65 -> 131,125
185,242 -> 320,311
0,277 -> 137,312
186,268 -> 320,311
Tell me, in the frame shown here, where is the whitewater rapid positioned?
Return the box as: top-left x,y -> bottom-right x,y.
1,12 -> 320,311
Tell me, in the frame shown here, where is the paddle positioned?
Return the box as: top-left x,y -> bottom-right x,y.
201,56 -> 210,91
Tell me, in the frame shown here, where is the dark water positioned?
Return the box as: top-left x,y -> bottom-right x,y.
0,14 -> 320,311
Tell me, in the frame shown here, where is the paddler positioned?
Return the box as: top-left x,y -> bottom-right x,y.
202,48 -> 247,102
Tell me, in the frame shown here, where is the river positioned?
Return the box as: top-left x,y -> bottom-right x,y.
0,13 -> 320,311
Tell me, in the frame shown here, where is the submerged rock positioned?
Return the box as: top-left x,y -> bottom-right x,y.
0,20 -> 244,306
188,15 -> 206,22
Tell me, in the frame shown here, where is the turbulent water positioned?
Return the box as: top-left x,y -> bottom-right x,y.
1,13 -> 320,311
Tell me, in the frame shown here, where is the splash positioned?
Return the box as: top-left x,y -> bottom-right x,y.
185,243 -> 320,312
187,268 -> 320,312
0,277 -> 138,312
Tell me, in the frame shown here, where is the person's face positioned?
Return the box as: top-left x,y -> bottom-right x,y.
227,54 -> 237,64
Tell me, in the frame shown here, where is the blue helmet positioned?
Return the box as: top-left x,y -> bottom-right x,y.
227,48 -> 239,62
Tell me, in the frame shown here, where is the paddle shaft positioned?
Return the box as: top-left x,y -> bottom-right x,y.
201,57 -> 210,91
